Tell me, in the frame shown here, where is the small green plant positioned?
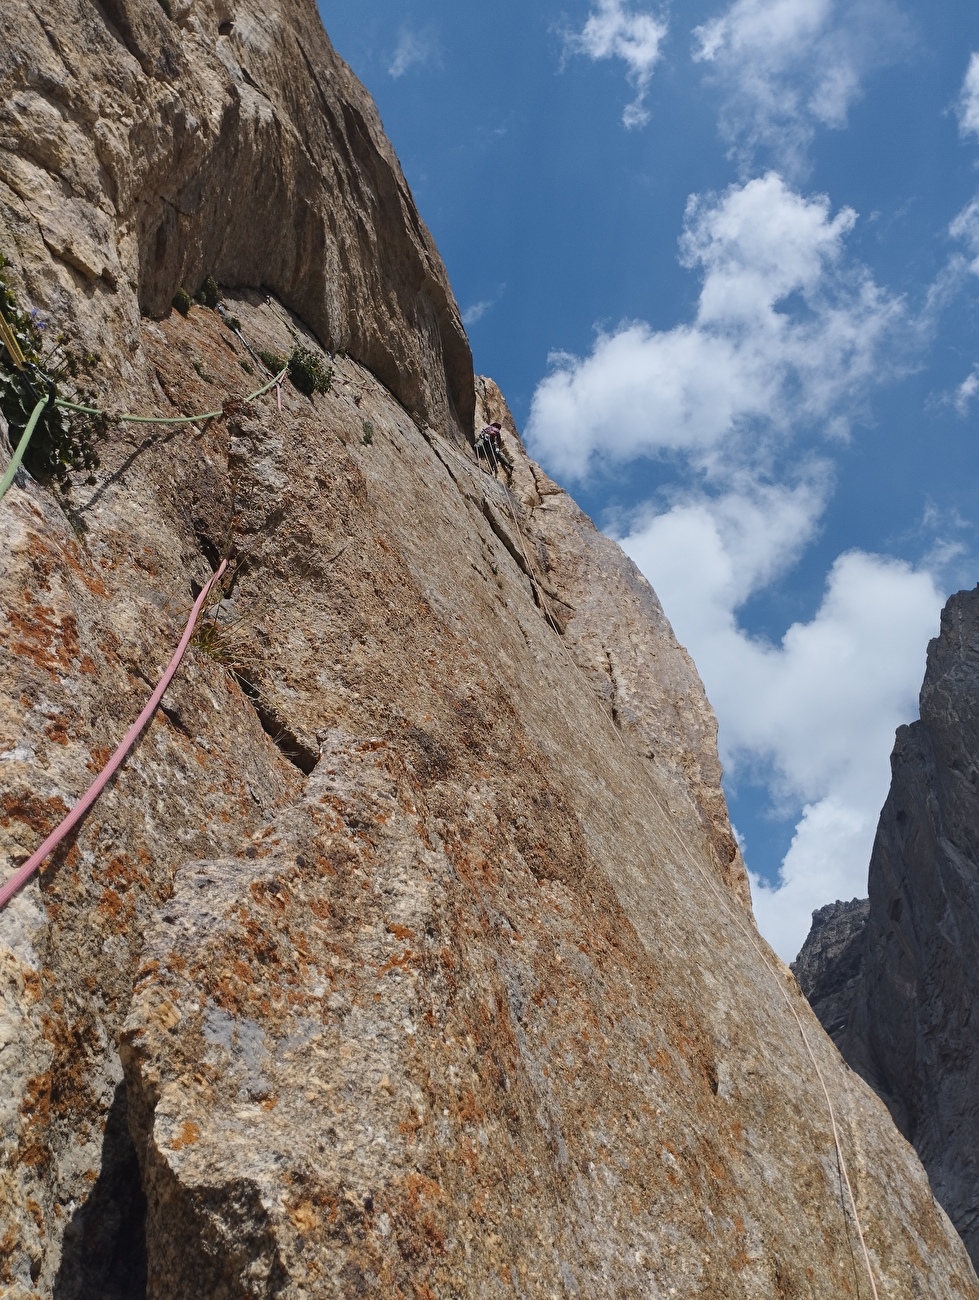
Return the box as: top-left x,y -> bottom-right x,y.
196,276 -> 219,309
257,348 -> 287,373
0,254 -> 106,491
193,361 -> 215,384
225,315 -> 242,332
361,420 -> 374,445
172,287 -> 192,316
287,345 -> 333,397
239,359 -> 254,375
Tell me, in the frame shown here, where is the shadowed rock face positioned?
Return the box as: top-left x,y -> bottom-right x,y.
792,898 -> 869,1045
827,587 -> 979,1266
1,2 -> 978,1296
0,0 -> 472,436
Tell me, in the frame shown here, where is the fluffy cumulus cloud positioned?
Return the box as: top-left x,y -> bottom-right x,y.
693,0 -> 910,172
388,28 -> 439,79
959,52 -> 979,141
527,172 -> 934,961
621,499 -> 943,960
527,173 -> 903,479
565,0 -> 668,128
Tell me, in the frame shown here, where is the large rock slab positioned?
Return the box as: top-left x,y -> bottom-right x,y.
0,292 -> 971,1296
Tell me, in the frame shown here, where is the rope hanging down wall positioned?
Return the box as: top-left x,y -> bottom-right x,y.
0,344 -> 287,506
0,561 -> 228,911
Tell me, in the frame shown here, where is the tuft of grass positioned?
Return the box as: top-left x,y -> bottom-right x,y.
196,276 -> 219,309
191,586 -> 253,685
172,287 -> 192,317
239,359 -> 254,375
361,420 -> 374,445
287,345 -> 333,397
193,361 -> 215,384
257,348 -> 287,374
225,315 -> 242,332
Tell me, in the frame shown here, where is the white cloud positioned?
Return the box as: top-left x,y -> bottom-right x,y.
750,797 -> 877,957
693,0 -> 911,172
462,285 -> 506,328
954,364 -> 979,415
526,170 -> 936,962
950,197 -> 979,276
463,300 -> 494,327
388,28 -> 439,79
959,52 -> 979,141
565,0 -> 668,128
621,501 -> 943,960
526,173 -> 903,479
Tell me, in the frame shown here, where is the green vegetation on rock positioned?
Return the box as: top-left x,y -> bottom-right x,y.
0,255 -> 105,491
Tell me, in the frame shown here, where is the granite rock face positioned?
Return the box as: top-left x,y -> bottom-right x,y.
0,1 -> 977,1297
825,587 -> 979,1266
0,0 -> 472,436
792,898 -> 869,1045
475,377 -> 752,910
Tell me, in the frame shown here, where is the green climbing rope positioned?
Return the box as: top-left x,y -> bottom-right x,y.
54,365 -> 288,425
1,366 -> 288,505
0,394 -> 49,503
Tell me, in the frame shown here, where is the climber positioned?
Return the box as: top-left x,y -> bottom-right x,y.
475,421 -> 513,474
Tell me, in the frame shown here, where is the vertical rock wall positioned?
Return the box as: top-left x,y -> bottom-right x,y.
0,0 -> 472,436
829,588 -> 979,1266
0,0 -> 976,1293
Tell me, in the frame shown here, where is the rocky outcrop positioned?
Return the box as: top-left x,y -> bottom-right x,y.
0,0 -> 472,436
811,587 -> 979,1266
791,898 -> 869,1045
475,377 -> 752,909
1,1 -> 977,1296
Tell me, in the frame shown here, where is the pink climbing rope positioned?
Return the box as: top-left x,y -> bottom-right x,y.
0,559 -> 228,910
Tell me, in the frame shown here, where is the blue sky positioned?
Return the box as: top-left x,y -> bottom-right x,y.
323,0 -> 979,958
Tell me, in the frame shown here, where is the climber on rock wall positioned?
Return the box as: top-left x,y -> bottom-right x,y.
475,420 -> 513,474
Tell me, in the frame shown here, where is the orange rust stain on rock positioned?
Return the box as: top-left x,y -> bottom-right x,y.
0,791 -> 70,838
387,922 -> 415,940
98,887 -> 125,920
18,1142 -> 51,1170
43,716 -> 72,745
171,1120 -> 201,1149
377,949 -> 415,977
86,745 -> 112,773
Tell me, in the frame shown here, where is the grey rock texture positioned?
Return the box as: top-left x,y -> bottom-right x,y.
0,0 -> 976,1295
792,898 -> 869,1045
0,0 -> 472,436
833,587 -> 979,1266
